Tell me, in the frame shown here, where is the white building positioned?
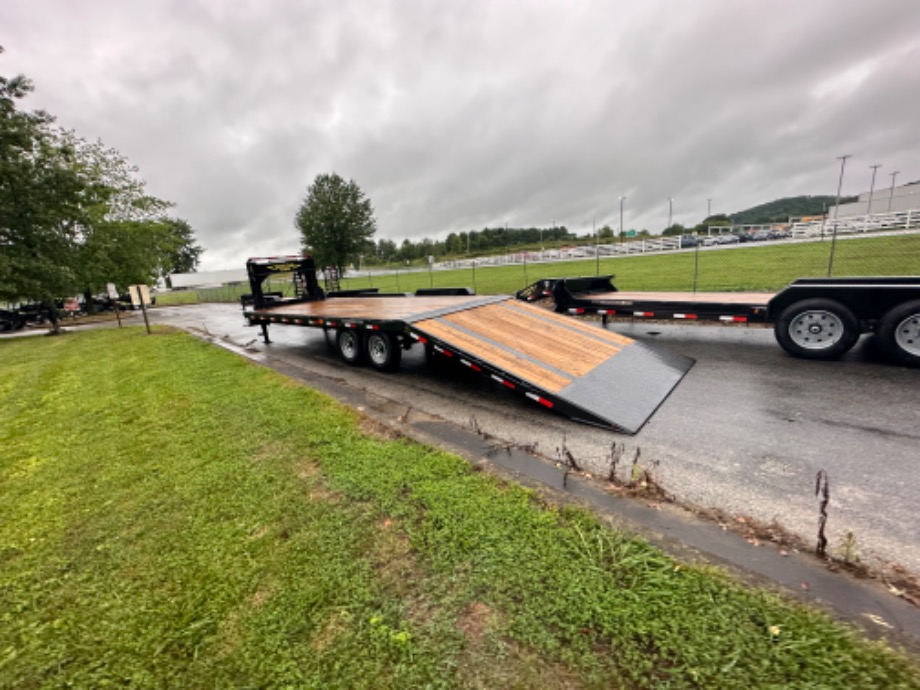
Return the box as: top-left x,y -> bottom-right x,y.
830,180 -> 920,217
168,269 -> 248,289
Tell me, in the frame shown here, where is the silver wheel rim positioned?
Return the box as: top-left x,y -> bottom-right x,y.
789,310 -> 845,350
894,313 -> 920,356
367,334 -> 388,365
340,331 -> 358,359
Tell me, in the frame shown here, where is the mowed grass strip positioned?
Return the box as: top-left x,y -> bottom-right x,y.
154,234 -> 919,305
1,328 -> 918,689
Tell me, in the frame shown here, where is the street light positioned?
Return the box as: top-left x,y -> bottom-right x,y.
667,197 -> 673,231
707,198 -> 712,219
887,171 -> 900,213
827,154 -> 850,277
866,164 -> 881,219
619,196 -> 626,243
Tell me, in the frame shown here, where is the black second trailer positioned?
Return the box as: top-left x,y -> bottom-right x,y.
517,275 -> 920,367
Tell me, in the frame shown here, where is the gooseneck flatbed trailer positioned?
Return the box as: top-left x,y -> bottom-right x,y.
517,275 -> 920,366
240,256 -> 694,433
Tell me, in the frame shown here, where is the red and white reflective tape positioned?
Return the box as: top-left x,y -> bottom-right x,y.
366,324 -> 379,330
460,358 -> 482,372
673,313 -> 698,320
410,332 -> 429,344
526,392 -> 554,408
434,345 -> 454,357
309,319 -> 324,326
567,308 -> 585,314
326,321 -> 338,328
634,311 -> 654,317
720,315 -> 748,323
491,374 -> 515,389
596,309 -> 615,315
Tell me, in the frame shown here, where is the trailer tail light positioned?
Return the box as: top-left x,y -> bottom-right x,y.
491,374 -> 515,389
634,311 -> 654,317
526,392 -> 554,408
720,315 -> 748,323
673,313 -> 698,320
460,359 -> 482,372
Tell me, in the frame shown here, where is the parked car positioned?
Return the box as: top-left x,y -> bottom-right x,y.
679,235 -> 699,248
0,309 -> 26,332
751,230 -> 772,241
715,233 -> 740,244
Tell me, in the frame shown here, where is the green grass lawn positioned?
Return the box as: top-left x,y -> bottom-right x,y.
2,328 -> 918,688
155,234 -> 920,306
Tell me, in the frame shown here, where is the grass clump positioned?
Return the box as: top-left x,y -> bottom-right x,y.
1,328 -> 918,688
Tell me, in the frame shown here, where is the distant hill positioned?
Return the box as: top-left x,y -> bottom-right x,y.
730,195 -> 857,225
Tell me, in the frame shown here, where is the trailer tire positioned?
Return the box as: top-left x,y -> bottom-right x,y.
774,298 -> 859,360
365,332 -> 402,372
336,328 -> 365,365
876,300 -> 920,367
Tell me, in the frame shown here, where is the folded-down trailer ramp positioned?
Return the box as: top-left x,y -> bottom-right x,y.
242,257 -> 693,433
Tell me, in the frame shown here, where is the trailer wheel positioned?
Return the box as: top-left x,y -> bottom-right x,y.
365,332 -> 402,372
876,300 -> 920,367
336,328 -> 364,365
775,298 -> 859,360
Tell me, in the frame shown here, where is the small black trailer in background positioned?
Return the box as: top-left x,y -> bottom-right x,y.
240,256 -> 694,433
518,275 -> 920,366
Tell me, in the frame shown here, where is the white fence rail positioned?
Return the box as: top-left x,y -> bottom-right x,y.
429,209 -> 919,271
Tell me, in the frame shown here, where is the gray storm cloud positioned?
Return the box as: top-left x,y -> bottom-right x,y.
3,0 -> 919,270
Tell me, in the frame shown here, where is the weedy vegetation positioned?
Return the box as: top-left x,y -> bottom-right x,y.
1,328 -> 918,688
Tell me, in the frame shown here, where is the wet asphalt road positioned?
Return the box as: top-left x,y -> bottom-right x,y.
145,302 -> 920,577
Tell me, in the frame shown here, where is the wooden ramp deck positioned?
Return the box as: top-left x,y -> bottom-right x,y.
248,295 -> 693,433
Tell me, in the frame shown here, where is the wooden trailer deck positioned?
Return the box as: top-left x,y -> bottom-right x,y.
248,294 -> 693,433
581,291 -> 776,306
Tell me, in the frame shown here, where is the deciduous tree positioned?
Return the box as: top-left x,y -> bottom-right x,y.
294,173 -> 377,277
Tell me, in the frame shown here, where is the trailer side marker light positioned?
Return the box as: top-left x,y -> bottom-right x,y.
674,313 -> 698,320
526,392 -> 554,408
634,311 -> 654,317
720,315 -> 748,323
492,374 -> 515,389
568,308 -> 585,314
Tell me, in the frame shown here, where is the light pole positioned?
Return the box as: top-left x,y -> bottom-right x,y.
866,164 -> 881,219
619,196 -> 626,243
827,154 -> 851,277
707,198 -> 712,219
887,171 -> 900,213
594,218 -> 599,275
667,197 -> 673,231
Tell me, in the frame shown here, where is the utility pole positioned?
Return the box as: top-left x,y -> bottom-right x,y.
866,164 -> 882,218
827,154 -> 851,277
619,196 -> 626,243
887,170 -> 900,212
667,197 -> 673,231
707,198 -> 712,219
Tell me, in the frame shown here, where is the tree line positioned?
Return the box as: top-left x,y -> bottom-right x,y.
0,47 -> 202,329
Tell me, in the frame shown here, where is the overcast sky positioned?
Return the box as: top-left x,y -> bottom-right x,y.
4,0 -> 920,271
